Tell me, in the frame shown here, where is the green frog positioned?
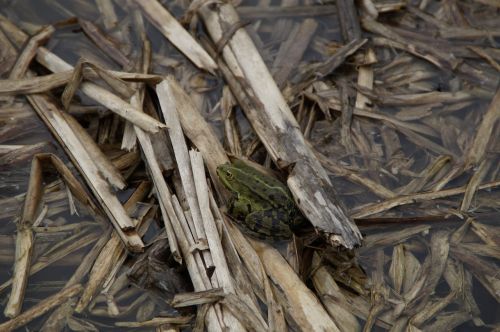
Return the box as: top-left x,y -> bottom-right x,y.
216,160 -> 303,241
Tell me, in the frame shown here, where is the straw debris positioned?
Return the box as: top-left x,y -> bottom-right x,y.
0,0 -> 498,331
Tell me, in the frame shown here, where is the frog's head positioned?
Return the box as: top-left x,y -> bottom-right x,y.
217,163 -> 239,191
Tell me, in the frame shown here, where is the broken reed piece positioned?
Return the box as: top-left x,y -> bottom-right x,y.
3,24 -> 55,106
61,59 -> 135,110
198,2 -> 362,248
395,155 -> 452,195
78,18 -> 132,69
450,245 -> 500,303
61,111 -> 126,190
121,35 -> 152,151
460,159 -> 491,212
166,195 -> 228,331
336,0 -> 362,42
354,48 -> 377,111
468,46 -> 500,72
171,288 -> 226,308
133,0 -> 217,74
219,215 -> 283,330
271,18 -> 318,88
8,25 -> 55,79
313,38 -> 368,79
3,157 -> 41,318
251,240 -> 341,331
310,252 -> 361,331
114,315 -> 194,328
221,86 -> 242,156
363,249 -> 386,332
27,94 -> 144,252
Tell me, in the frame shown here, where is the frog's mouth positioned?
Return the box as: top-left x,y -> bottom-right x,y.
216,166 -> 231,188
216,166 -> 224,179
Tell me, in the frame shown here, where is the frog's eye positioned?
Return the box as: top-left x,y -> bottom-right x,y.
225,170 -> 234,180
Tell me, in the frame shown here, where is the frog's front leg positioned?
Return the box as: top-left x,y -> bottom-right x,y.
229,197 -> 252,221
244,208 -> 293,240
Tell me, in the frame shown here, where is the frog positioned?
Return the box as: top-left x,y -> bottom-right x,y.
216,160 -> 303,241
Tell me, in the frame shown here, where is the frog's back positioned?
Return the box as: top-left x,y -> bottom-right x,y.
232,160 -> 295,208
